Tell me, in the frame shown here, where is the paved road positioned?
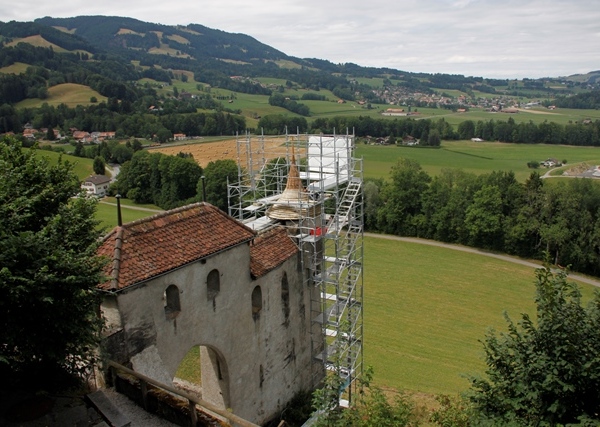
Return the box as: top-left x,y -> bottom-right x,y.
364,232 -> 600,288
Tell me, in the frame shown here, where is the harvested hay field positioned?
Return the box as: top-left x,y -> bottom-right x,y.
150,136 -> 305,168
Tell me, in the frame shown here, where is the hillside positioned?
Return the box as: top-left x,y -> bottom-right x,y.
2,16 -> 597,101
34,15 -> 292,64
1,16 -> 600,142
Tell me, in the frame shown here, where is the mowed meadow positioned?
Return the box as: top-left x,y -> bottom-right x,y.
363,235 -> 598,395
357,140 -> 600,181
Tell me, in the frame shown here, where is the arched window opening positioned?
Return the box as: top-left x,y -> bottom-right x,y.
164,284 -> 181,319
252,286 -> 262,320
207,269 -> 220,301
281,272 -> 290,321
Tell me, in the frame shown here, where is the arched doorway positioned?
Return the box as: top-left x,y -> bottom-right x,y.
174,344 -> 230,410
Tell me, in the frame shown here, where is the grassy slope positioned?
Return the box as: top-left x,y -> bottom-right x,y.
36,148 -> 95,179
356,140 -> 600,181
0,62 -> 30,74
363,236 -> 598,394
95,201 -> 161,231
16,83 -> 107,108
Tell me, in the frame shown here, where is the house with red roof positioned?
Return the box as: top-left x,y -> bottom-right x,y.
97,202 -> 320,425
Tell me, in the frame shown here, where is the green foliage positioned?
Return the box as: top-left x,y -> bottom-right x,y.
367,159 -> 600,277
430,395 -> 477,427
93,155 -> 105,175
0,137 -> 105,382
201,159 -> 239,211
468,266 -> 600,425
378,158 -> 431,235
258,114 -> 309,134
115,150 -> 202,209
311,368 -> 418,427
464,185 -> 504,249
268,93 -> 311,116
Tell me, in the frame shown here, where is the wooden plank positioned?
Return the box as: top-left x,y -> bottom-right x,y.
86,390 -> 131,427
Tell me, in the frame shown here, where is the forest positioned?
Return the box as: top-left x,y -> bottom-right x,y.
364,159 -> 600,277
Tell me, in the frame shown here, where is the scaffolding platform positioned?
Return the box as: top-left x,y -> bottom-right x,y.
228,132 -> 363,404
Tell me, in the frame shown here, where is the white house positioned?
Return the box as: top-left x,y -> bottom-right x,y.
81,175 -> 111,197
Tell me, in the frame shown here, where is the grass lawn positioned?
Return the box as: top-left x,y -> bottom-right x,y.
356,140 -> 600,181
96,198 -> 160,232
363,235 -> 598,395
175,346 -> 201,384
165,234 -> 599,398
36,148 -> 95,179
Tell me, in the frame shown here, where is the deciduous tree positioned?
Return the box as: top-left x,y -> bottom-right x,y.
0,137 -> 105,383
468,266 -> 600,425
201,159 -> 239,211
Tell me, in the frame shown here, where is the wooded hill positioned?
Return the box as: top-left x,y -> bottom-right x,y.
1,16 -> 600,140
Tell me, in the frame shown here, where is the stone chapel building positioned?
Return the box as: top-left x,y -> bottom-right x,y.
97,202 -> 320,425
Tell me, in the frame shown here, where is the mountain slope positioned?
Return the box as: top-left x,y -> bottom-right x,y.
34,15 -> 292,64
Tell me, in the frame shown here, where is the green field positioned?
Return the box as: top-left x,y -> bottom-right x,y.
0,61 -> 29,74
433,107 -> 600,128
363,235 -> 598,394
96,200 -> 162,231
16,83 -> 107,108
82,141 -> 600,397
356,140 -> 600,181
168,234 -> 599,396
36,148 -> 95,179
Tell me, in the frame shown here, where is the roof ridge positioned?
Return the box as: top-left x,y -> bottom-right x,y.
109,227 -> 125,290
121,202 -> 204,230
207,202 -> 257,237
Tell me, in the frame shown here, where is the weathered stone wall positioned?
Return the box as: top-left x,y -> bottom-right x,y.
103,241 -> 319,425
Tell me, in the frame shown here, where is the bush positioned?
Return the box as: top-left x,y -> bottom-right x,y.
468,266 -> 600,425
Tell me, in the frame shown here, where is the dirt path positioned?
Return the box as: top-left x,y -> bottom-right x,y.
365,232 -> 600,288
99,201 -> 163,213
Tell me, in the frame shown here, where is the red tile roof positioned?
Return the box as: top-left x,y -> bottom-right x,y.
250,227 -> 298,279
98,203 -> 256,291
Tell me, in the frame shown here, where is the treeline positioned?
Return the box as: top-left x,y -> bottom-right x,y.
552,89 -> 600,109
257,114 -> 309,134
0,20 -> 95,53
309,115 -> 600,146
0,102 -> 246,139
365,159 -> 600,277
72,138 -> 143,164
268,93 -> 310,116
114,150 -> 202,209
113,151 -> 238,211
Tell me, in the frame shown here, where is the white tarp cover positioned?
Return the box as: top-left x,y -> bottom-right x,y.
307,135 -> 350,175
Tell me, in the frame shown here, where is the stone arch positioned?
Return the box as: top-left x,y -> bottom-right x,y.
175,344 -> 231,411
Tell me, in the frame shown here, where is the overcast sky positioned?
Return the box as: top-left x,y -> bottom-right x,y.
3,0 -> 599,79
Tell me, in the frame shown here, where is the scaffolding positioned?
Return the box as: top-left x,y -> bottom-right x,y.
228,132 -> 364,404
